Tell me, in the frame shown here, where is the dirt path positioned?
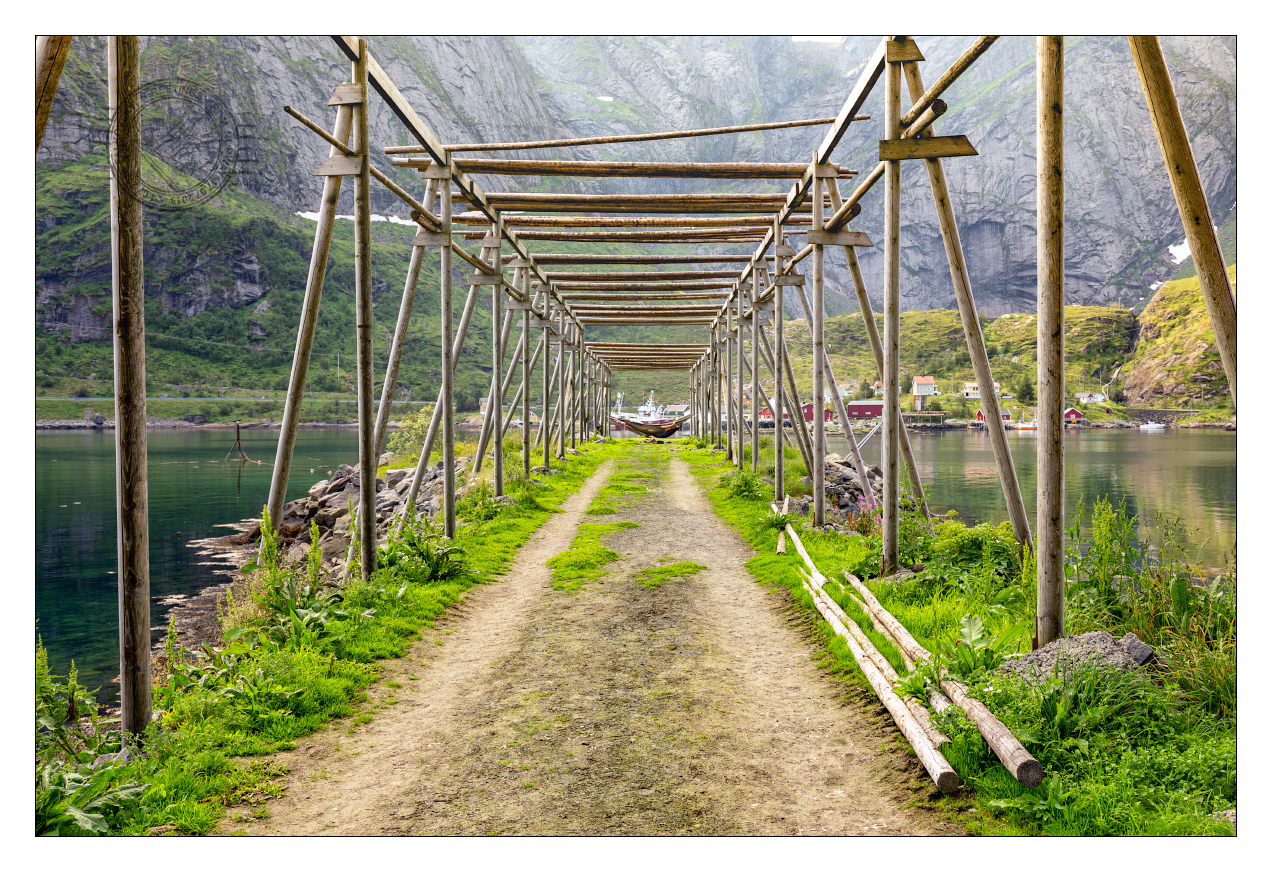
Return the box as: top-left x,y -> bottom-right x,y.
230,447 -> 960,835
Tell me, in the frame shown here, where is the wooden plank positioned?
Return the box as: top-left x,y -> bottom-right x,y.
314,153 -> 364,176
480,192 -> 828,214
411,229 -> 450,247
806,228 -> 873,247
328,82 -> 362,105
772,274 -> 805,286
1128,36 -> 1237,409
1036,36 -> 1066,647
494,228 -> 768,242
467,272 -> 504,285
879,134 -> 977,161
885,38 -> 925,63
108,36 -> 152,742
459,214 -> 812,228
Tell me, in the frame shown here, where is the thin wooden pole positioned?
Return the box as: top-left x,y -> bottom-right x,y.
901,61 -> 1030,545
556,310 -> 566,459
36,36 -> 73,150
1036,36 -> 1066,646
473,310 -> 518,474
372,178 -> 439,460
352,40 -> 377,580
439,173 -> 456,538
736,286 -> 745,467
812,174 -> 827,526
267,104 -> 353,529
522,283 -> 532,475
491,242 -> 505,496
750,272 -> 761,471
773,222 -> 786,502
882,47 -> 903,576
1128,36 -> 1237,410
842,246 -> 930,518
542,307 -> 552,467
108,35 -> 150,743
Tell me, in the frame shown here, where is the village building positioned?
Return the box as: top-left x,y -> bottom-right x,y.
843,399 -> 884,420
912,375 -> 938,410
962,381 -> 1001,399
1064,406 -> 1086,423
1075,390 -> 1107,404
976,408 -> 1013,424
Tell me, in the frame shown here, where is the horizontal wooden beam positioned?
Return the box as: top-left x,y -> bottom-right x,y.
477,193 -> 832,214
396,157 -> 856,179
562,292 -> 732,301
556,281 -> 735,291
472,228 -> 767,242
383,115 -> 869,153
548,271 -> 739,281
515,254 -> 753,265
454,213 -> 812,228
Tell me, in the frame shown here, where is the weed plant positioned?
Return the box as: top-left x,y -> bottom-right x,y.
678,442 -> 1236,837
35,441 -> 619,834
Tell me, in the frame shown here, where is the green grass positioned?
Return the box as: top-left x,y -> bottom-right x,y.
37,440 -> 620,835
677,440 -> 1236,837
546,521 -> 639,591
636,561 -> 706,589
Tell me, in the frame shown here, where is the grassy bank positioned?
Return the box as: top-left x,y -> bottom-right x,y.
680,441 -> 1236,836
36,438 -> 619,835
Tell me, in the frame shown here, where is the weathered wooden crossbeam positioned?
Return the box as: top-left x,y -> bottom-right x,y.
382,115 -> 869,153
515,254 -> 754,264
477,193 -> 832,214
878,134 -> 977,161
555,281 -> 734,292
562,293 -> 731,302
465,228 -> 767,242
454,213 -> 811,228
394,157 -> 858,179
549,271 -> 739,281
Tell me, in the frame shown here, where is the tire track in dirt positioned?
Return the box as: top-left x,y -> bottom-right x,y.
228,459 -> 616,835
230,446 -> 960,835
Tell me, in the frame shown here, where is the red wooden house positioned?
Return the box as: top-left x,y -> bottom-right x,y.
1063,406 -> 1085,423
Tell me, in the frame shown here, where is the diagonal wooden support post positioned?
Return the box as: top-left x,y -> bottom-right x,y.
268,102 -> 353,530
37,36 -> 73,150
1128,36 -> 1237,411
900,60 -> 1028,545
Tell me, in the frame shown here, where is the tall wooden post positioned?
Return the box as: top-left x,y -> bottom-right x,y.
1036,36 -> 1066,645
268,103 -> 353,529
542,303 -> 552,467
901,61 -> 1031,546
439,172 -> 456,538
737,284 -> 745,467
881,46 -> 903,576
773,221 -> 786,502
108,35 -> 151,742
491,241 -> 504,496
811,178 -> 827,525
522,279 -> 532,475
751,271 -> 761,472
351,41 -> 377,579
556,310 -> 566,459
36,36 -> 73,150
1128,37 -> 1237,410
725,307 -> 735,461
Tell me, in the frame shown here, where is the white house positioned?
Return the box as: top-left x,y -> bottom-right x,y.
962,381 -> 1001,399
1075,390 -> 1107,404
912,375 -> 938,411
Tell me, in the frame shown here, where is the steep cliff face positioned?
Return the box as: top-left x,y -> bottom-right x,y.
37,35 -> 1236,344
517,36 -> 1236,317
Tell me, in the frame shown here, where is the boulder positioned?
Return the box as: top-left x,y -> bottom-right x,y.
386,468 -> 410,488
996,631 -> 1163,682
308,479 -> 331,500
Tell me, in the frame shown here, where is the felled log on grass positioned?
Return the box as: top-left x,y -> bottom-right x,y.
783,527 -> 958,793
841,570 -> 1043,788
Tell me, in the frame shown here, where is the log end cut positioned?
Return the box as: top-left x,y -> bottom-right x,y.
1016,758 -> 1044,789
935,768 -> 962,795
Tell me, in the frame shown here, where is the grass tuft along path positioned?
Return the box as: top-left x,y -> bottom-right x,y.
230,441 -> 959,835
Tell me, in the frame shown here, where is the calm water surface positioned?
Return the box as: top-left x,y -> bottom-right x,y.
827,427 -> 1236,573
36,426 -> 1235,702
36,429 -> 358,700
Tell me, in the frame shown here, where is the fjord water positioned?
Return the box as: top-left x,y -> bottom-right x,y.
36,427 -> 1235,703
36,428 -> 358,701
830,427 -> 1236,574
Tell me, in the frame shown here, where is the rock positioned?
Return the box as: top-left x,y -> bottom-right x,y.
386,469 -> 410,488
760,476 -> 774,485
494,495 -> 516,505
824,453 -> 843,464
308,479 -> 331,500
797,476 -> 813,491
286,542 -> 310,562
877,568 -> 916,585
180,414 -> 206,424
531,465 -> 553,475
1211,809 -> 1236,828
789,496 -> 812,517
319,532 -> 350,563
92,413 -> 105,426
378,452 -> 392,467
997,631 -> 1162,683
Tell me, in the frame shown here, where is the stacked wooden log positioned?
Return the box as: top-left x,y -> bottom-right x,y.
778,517 -> 1044,793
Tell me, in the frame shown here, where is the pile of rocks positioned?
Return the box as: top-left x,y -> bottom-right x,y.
996,630 -> 1161,683
822,453 -> 884,512
271,455 -> 472,567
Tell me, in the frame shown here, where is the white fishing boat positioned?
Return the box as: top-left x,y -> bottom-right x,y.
610,391 -> 686,438
1139,421 -> 1165,432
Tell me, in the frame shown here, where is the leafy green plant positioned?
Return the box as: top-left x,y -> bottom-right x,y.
757,508 -> 798,533
725,469 -> 765,501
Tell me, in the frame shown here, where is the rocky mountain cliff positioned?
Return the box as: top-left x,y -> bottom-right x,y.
37,35 -> 1235,347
